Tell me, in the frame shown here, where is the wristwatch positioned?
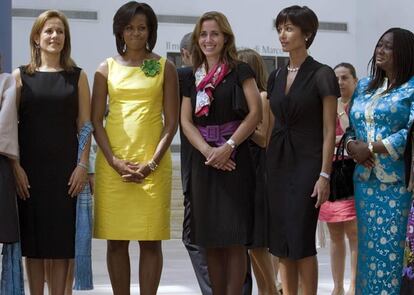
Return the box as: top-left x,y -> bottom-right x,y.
368,142 -> 374,153
226,139 -> 237,149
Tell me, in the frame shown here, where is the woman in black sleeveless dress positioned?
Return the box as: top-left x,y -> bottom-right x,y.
11,10 -> 91,294
266,6 -> 339,294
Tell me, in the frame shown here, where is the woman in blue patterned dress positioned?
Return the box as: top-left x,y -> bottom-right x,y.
346,27 -> 414,294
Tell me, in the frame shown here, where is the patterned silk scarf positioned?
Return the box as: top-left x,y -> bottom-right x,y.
194,63 -> 229,117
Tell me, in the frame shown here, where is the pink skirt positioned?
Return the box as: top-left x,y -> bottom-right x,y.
319,199 -> 356,223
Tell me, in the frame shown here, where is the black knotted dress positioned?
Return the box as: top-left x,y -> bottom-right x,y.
266,56 -> 339,259
183,62 -> 255,248
17,67 -> 80,258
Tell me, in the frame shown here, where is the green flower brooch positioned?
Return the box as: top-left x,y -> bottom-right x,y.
141,59 -> 161,77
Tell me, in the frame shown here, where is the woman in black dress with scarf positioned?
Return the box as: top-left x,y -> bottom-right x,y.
266,6 -> 339,294
181,11 -> 261,294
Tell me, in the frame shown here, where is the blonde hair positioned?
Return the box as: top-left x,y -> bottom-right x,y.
237,48 -> 268,92
26,10 -> 75,74
191,11 -> 238,71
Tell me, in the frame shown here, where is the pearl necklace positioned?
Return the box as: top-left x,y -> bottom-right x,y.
287,65 -> 300,72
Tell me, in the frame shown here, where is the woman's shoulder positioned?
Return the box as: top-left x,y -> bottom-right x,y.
235,61 -> 251,72
234,61 -> 255,81
356,77 -> 371,90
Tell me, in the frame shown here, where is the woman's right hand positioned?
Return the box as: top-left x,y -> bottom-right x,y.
348,140 -> 375,167
202,145 -> 236,171
11,162 -> 30,199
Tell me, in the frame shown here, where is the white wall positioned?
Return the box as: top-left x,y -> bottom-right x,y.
12,0 -> 357,78
355,0 -> 414,78
11,0 -> 414,144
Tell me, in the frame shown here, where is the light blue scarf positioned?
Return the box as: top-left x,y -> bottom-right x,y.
0,243 -> 24,295
73,121 -> 94,290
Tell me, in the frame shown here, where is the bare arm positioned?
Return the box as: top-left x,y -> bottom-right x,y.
67,70 -> 91,197
250,91 -> 270,148
226,78 -> 262,146
180,96 -> 212,158
91,61 -> 139,178
134,60 -> 180,179
150,60 -> 179,164
312,95 -> 337,208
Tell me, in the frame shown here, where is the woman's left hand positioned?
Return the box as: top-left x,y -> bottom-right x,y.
68,165 -> 88,197
204,144 -> 233,169
122,163 -> 151,183
311,176 -> 330,208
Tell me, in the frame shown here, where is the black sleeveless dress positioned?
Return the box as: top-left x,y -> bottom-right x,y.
18,67 -> 80,258
266,56 -> 339,259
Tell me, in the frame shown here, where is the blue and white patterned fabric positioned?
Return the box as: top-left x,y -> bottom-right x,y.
74,121 -> 94,290
349,76 -> 414,294
0,243 -> 24,295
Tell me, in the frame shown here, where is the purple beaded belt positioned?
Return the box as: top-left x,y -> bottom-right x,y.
197,120 -> 241,159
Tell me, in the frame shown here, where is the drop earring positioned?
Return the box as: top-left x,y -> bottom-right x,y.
123,43 -> 127,53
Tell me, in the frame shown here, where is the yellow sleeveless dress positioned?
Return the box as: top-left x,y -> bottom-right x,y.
94,57 -> 171,240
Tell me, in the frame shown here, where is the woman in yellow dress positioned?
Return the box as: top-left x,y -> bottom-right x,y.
91,2 -> 179,294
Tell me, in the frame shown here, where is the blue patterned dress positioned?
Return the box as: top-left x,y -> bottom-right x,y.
349,76 -> 414,294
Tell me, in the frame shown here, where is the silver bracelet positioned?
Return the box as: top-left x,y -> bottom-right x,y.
345,139 -> 356,154
147,159 -> 158,172
226,138 -> 237,149
78,162 -> 88,170
320,171 -> 330,180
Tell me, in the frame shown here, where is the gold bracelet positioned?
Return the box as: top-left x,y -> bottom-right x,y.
147,159 -> 158,172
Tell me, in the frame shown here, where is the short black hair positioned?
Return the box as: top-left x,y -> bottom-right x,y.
367,27 -> 414,92
334,62 -> 357,79
275,5 -> 318,49
113,1 -> 158,55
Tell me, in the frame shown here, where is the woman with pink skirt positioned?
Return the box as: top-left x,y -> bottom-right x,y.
319,63 -> 358,295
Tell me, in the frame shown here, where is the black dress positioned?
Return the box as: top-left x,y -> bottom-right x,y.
266,56 -> 339,259
248,141 -> 267,248
17,67 -> 80,258
178,66 -> 194,244
183,62 -> 255,247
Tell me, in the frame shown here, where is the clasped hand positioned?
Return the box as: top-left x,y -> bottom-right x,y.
348,140 -> 375,168
203,144 -> 236,171
112,157 -> 150,183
